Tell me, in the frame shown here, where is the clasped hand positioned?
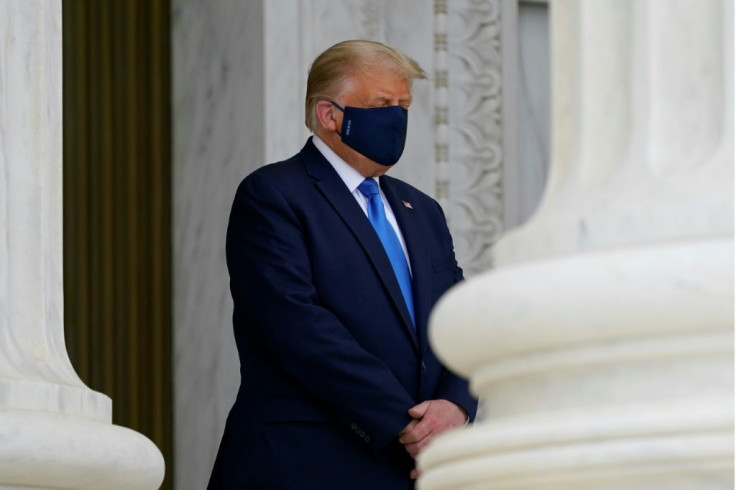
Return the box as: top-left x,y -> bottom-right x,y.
398,399 -> 466,479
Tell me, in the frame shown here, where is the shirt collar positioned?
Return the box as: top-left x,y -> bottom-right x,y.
312,135 -> 376,193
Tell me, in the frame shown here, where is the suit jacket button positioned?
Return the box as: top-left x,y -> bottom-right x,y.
421,361 -> 426,371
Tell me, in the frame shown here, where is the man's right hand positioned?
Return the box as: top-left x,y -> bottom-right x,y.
398,399 -> 466,458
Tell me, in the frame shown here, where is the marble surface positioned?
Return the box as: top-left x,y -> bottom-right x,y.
514,2 -> 550,227
0,0 -> 109,425
171,1 -> 261,488
0,0 -> 82,391
0,1 -> 164,487
423,239 -> 734,489
442,0 -> 506,274
496,0 -> 734,265
421,0 -> 734,488
0,411 -> 164,489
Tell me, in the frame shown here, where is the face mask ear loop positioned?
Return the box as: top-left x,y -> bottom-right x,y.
329,100 -> 345,136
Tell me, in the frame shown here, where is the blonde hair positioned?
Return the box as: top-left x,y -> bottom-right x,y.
304,40 -> 427,131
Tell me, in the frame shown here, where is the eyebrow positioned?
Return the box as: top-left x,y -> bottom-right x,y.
364,93 -> 413,105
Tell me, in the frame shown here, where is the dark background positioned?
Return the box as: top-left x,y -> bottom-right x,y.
62,1 -> 173,488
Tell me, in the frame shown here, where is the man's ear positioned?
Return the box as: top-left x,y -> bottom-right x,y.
315,100 -> 339,132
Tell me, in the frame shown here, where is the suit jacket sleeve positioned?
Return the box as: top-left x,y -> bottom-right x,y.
430,200 -> 478,421
227,172 -> 416,452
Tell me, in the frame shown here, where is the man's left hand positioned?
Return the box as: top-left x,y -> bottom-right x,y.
398,399 -> 467,459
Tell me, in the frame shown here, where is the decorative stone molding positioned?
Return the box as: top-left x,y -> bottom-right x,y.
437,0 -> 505,275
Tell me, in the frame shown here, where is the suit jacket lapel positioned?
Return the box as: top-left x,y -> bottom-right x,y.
380,176 -> 432,357
301,141 -> 419,350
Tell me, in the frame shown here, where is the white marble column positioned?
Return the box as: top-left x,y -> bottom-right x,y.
0,2 -> 164,488
420,0 -> 734,488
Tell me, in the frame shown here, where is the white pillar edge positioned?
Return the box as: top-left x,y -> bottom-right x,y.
0,2 -> 165,488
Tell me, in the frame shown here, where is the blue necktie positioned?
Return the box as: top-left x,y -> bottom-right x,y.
358,178 -> 415,327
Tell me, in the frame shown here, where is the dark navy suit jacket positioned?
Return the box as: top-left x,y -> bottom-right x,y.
208,138 -> 477,489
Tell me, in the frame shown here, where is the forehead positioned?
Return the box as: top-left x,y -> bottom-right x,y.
345,67 -> 412,101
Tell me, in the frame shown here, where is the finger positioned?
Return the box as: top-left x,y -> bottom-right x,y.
410,468 -> 419,480
404,441 -> 421,458
398,418 -> 419,439
399,420 -> 432,444
416,399 -> 467,434
408,400 -> 431,419
403,434 -> 433,458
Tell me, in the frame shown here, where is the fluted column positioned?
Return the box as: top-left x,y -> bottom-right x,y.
0,2 -> 164,488
419,0 -> 733,488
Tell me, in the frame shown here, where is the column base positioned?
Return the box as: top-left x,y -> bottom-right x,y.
418,401 -> 733,489
0,410 -> 164,489
422,237 -> 733,489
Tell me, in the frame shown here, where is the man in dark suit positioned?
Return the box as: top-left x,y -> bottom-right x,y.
209,39 -> 477,489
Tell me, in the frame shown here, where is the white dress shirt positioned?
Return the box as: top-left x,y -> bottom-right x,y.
312,135 -> 412,273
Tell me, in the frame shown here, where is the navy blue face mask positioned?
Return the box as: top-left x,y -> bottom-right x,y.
331,101 -> 408,166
